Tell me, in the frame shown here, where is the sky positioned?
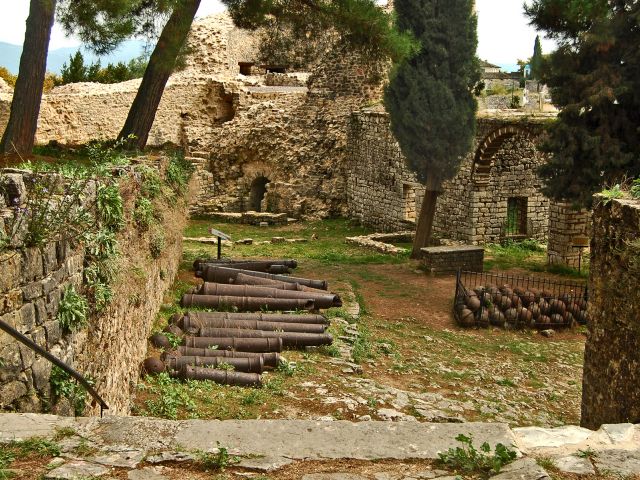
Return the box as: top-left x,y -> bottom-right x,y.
0,0 -> 555,70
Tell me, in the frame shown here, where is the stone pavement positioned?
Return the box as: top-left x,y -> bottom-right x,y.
1,414 -> 639,479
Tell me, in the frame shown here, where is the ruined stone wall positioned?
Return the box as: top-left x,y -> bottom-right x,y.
582,196 -> 640,429
547,202 -> 591,268
0,160 -> 189,415
346,112 -> 550,243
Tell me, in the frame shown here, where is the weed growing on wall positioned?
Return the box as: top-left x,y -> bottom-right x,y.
437,434 -> 517,477
137,165 -> 163,199
50,366 -> 91,416
57,285 -> 89,332
165,151 -> 195,195
134,197 -> 155,231
96,184 -> 124,231
150,228 -> 166,259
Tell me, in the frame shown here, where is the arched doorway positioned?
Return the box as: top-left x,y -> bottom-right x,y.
248,177 -> 270,212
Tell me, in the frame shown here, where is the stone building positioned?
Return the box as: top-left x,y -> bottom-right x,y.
346,109 -> 555,245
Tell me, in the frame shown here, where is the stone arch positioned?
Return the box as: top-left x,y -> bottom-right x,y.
472,125 -> 533,178
248,176 -> 270,212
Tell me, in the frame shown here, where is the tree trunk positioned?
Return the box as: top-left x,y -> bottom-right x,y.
0,0 -> 56,155
118,0 -> 201,150
410,176 -> 440,259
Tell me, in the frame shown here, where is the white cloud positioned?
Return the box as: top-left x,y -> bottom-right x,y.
0,0 -> 554,65
476,0 -> 556,68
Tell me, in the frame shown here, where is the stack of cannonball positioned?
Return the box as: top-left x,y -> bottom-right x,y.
455,284 -> 590,330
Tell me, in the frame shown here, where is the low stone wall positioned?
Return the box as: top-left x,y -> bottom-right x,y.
582,196 -> 640,429
0,159 -> 190,415
421,246 -> 484,274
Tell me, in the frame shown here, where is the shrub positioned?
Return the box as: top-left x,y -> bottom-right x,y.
57,285 -> 89,332
438,434 -> 517,477
165,152 -> 195,195
134,197 -> 155,231
96,184 -> 124,231
50,366 -> 90,416
150,228 -> 166,259
138,165 -> 163,199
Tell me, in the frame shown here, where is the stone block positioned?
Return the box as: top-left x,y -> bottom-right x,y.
31,356 -> 52,392
34,298 -> 48,324
0,380 -> 28,407
42,242 -> 58,275
1,289 -> 22,315
18,302 -> 36,332
22,247 -> 44,282
0,252 -> 21,293
22,282 -> 43,301
46,288 -> 62,317
0,343 -> 23,381
44,321 -> 62,347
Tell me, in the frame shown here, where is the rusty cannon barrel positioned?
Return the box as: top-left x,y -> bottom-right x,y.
193,259 -> 298,272
180,315 -> 327,334
162,354 -> 264,374
197,266 -> 328,291
233,273 -> 326,293
174,347 -> 281,368
177,365 -> 262,387
185,328 -> 333,348
197,283 -> 341,308
179,311 -> 329,326
183,336 -> 283,352
181,294 -> 316,311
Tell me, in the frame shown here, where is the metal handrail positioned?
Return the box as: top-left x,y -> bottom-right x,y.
0,318 -> 108,416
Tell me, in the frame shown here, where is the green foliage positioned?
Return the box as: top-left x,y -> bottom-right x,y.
140,372 -> 197,420
0,437 -> 61,479
0,448 -> 14,480
352,324 -> 373,363
526,0 -> 640,206
150,228 -> 166,259
276,360 -> 297,376
84,229 -> 118,261
165,152 -> 195,195
0,170 -> 93,250
164,332 -> 182,349
530,35 -> 543,80
57,285 -> 89,332
384,0 -> 479,185
630,178 -> 640,199
437,434 -> 517,477
50,366 -> 90,416
197,443 -> 239,472
600,184 -> 624,205
96,184 -> 124,231
138,165 -> 163,199
134,197 -> 155,231
58,50 -> 149,86
0,67 -> 17,87
225,0 -> 418,64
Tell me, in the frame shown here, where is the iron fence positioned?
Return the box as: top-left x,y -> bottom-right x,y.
454,270 -> 589,330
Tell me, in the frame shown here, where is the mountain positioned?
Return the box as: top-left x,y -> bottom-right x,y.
0,40 -> 147,75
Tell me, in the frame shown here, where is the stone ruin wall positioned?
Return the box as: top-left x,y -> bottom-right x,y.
582,196 -> 640,429
0,163 -> 189,415
547,203 -> 592,269
346,111 -> 551,245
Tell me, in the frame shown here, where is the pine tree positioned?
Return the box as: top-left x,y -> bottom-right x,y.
385,0 -> 479,258
525,0 -> 640,207
529,35 -> 543,80
60,51 -> 89,84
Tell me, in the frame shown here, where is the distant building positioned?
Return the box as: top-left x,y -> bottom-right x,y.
480,60 -> 502,74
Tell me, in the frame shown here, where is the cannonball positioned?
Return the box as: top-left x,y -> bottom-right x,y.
505,308 -> 518,323
460,308 -> 475,327
575,310 -> 590,325
170,313 -> 182,325
510,294 -> 522,309
143,357 -> 166,375
487,286 -> 499,295
466,289 -> 478,298
501,286 -> 514,297
466,295 -> 481,312
541,290 -> 554,301
519,308 -> 532,324
513,286 -> 526,296
490,309 -> 506,327
160,350 -> 181,362
575,299 -> 588,310
563,311 -> 575,325
164,324 -> 184,337
529,303 -> 541,319
549,299 -> 566,315
567,303 -> 581,317
538,299 -> 550,316
560,293 -> 574,305
521,291 -> 536,307
538,315 -> 551,325
492,292 -> 503,305
499,296 -> 512,311
530,288 -> 542,301
150,333 -> 170,349
482,292 -> 492,305
550,313 -> 564,325
476,309 -> 490,326
455,302 -> 466,315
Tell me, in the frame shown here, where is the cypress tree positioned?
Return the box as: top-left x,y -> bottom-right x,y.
526,0 -> 640,206
529,35 -> 543,80
384,0 -> 479,258
60,51 -> 89,84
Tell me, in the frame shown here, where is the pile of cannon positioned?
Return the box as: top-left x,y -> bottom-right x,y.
144,258 -> 337,387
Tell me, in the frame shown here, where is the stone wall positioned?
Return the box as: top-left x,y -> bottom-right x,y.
346,111 -> 550,244
422,246 -> 484,274
0,160 -> 190,415
581,196 -> 640,429
547,202 -> 591,268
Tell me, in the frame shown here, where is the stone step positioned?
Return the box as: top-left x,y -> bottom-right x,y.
188,151 -> 210,159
